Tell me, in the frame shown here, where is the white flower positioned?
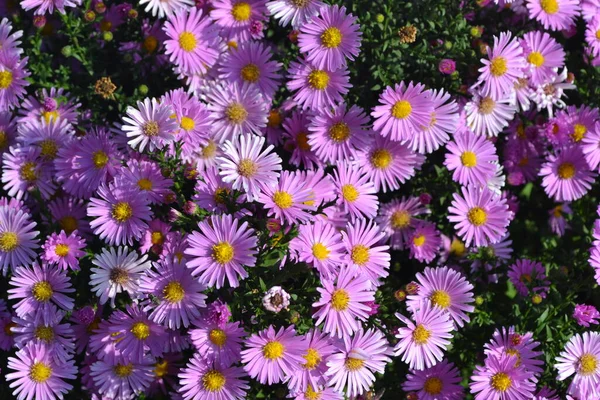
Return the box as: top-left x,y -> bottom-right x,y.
262,286 -> 291,313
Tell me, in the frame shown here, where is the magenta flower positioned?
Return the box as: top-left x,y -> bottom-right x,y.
445,130 -> 498,187
286,328 -> 336,394
556,332 -> 600,399
179,355 -> 249,399
257,170 -> 315,225
573,304 -> 600,327
508,259 -> 550,298
403,360 -> 464,400
189,319 -> 245,368
470,354 -> 536,400
210,0 -> 269,43
90,357 -> 154,399
20,0 -> 81,14
0,54 -> 30,111
521,30 -> 565,85
282,110 -> 323,169
410,88 -> 458,154
408,221 -> 441,264
0,206 -> 39,275
438,59 -> 456,75
484,326 -> 545,376
2,145 -> 56,200
526,0 -> 581,31
41,230 -> 86,271
540,145 -> 595,202
377,196 -> 429,250
332,162 -> 379,221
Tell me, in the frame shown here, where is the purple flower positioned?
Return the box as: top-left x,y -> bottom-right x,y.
438,59 -> 456,74
573,304 -> 600,327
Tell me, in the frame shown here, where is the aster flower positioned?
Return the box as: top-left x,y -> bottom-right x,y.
565,104 -> 599,143
217,133 -> 282,202
0,206 -> 39,275
540,145 -> 595,202
121,97 -> 178,153
2,145 -> 56,200
377,196 -> 429,250
8,262 -> 74,319
332,162 -> 378,221
189,319 -> 245,368
521,30 -> 566,85
219,41 -> 282,101
88,183 -> 153,246
139,0 -> 194,18
411,88 -> 458,154
402,360 -> 464,400
447,185 -> 510,247
484,326 -> 545,375
286,329 -> 336,393
586,16 -> 600,57
283,110 -> 322,169
20,0 -> 82,15
549,202 -> 571,236
325,328 -> 392,398
54,127 -> 123,199
211,0 -> 269,43
464,91 -> 517,136
573,304 -> 600,327
0,54 -> 29,111
41,230 -> 86,271
307,102 -> 371,164
179,356 -> 249,399
185,213 -> 257,288
312,267 -> 375,338
530,67 -> 576,117
6,344 -> 77,400
298,4 -> 361,71
139,257 -> 207,329
470,354 -> 536,400
395,300 -> 454,370
287,58 -> 351,110
267,0 -> 325,28
241,325 -> 304,385
163,7 -> 220,74
18,86 -> 80,126
108,304 -> 168,362
371,81 -> 433,142
89,246 -> 151,307
49,197 -> 92,237
258,170 -> 315,225
445,130 -> 499,187
475,31 -> 525,100
138,219 -> 172,255
17,118 -> 73,163
194,166 -> 238,213
289,218 -> 345,279
0,18 -> 23,59
526,0 -> 581,31
114,159 -> 174,204
359,134 -> 425,192
341,219 -> 390,287
507,259 -> 550,298
0,111 -> 17,154
556,332 -> 600,399
90,357 -> 154,400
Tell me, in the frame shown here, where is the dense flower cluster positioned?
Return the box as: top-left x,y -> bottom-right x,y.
0,0 -> 600,399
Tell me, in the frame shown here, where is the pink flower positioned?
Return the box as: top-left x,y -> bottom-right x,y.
573,304 -> 600,327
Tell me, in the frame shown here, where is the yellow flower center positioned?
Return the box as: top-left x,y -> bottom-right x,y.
154,360 -> 168,378
209,329 -> 227,347
328,122 -> 350,142
226,103 -> 248,124
112,202 -> 133,222
42,110 -> 59,124
137,178 -> 153,191
212,242 -> 235,264
110,268 -> 129,284
304,386 -> 321,400
290,0 -> 309,6
308,70 -> 330,90
557,162 -> 575,179
413,234 -> 426,247
59,216 -> 78,234
321,27 -> 343,48
572,123 -> 587,142
214,187 -> 229,204
391,100 -> 412,119
201,370 -> 226,391
391,211 -> 410,229
579,353 -> 598,375
341,184 -> 359,202
412,324 -> 431,345
303,348 -> 322,370
370,149 -> 393,169
143,36 -> 158,54
29,362 -> 52,383
330,288 -> 350,311
114,363 -> 134,378
312,243 -> 329,260
351,244 -> 370,265
92,150 -> 109,169
151,231 -> 164,245
296,132 -> 311,151
490,56 -> 508,76
180,116 -> 195,131
143,121 -> 160,137
237,158 -> 258,177
345,357 -> 364,371
202,140 -> 217,158
596,30 -> 600,40
424,377 -> 443,395
552,205 -> 563,217
20,162 -> 38,182
241,63 -> 260,83
32,281 -> 54,302
479,97 -> 496,115
430,290 -> 451,309
527,51 -> 545,67
461,151 -> 477,167
273,191 -> 293,209
490,372 -> 512,392
54,243 -> 69,257
131,322 -> 151,340
35,326 -> 55,342
231,2 -> 252,21
178,32 -> 197,52
0,232 -> 19,252
267,110 -> 282,128
263,340 -> 285,359
450,238 -> 466,257
540,0 -> 559,14
467,207 -> 488,226
163,281 -> 185,303
0,71 -> 13,89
